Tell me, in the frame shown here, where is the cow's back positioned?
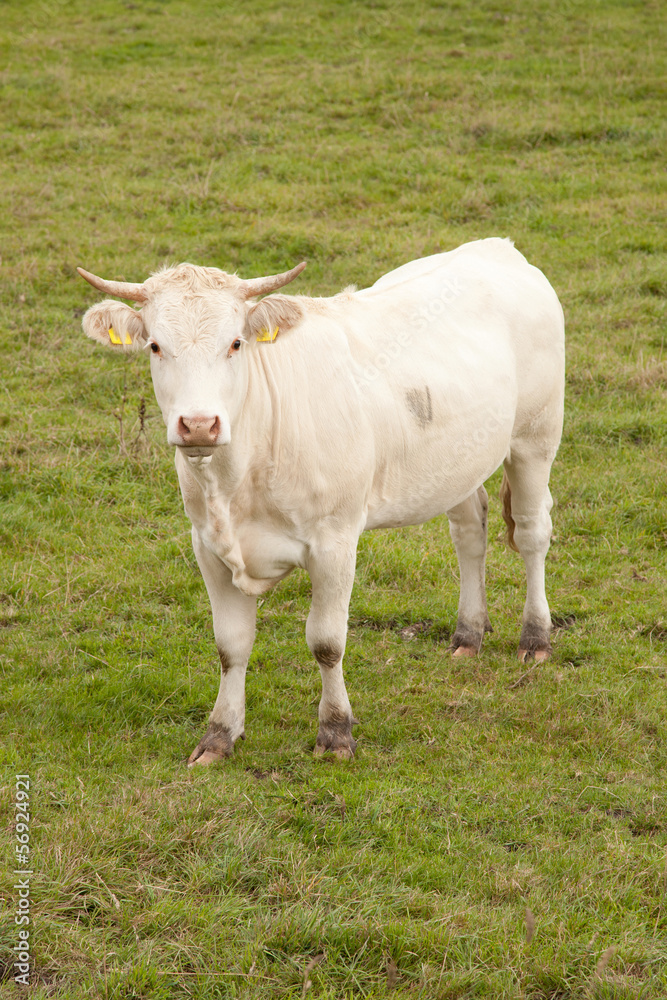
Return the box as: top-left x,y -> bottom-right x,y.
361,237 -> 526,293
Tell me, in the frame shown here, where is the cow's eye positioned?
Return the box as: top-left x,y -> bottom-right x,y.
150,342 -> 161,355
232,339 -> 241,351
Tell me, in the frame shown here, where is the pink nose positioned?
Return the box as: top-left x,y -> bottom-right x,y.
177,415 -> 221,446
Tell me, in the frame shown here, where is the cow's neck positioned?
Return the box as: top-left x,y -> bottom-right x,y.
189,346 -> 275,483
218,341 -> 296,489
179,345 -> 289,595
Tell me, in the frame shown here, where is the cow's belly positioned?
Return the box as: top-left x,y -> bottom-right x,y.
364,416 -> 513,530
361,343 -> 516,529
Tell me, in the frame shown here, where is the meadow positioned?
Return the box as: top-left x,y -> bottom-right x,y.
0,0 -> 666,996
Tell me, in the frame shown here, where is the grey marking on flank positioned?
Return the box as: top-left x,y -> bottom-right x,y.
406,386 -> 433,429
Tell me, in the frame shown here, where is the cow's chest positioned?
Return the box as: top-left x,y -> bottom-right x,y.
232,521 -> 307,580
178,457 -> 306,594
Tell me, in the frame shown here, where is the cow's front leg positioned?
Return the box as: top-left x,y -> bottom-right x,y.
446,485 -> 493,656
306,540 -> 358,759
188,528 -> 257,766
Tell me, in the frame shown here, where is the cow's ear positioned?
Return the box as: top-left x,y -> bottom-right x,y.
82,300 -> 147,351
245,294 -> 304,344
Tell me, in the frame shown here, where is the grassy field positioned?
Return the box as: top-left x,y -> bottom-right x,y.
1,0 -> 666,996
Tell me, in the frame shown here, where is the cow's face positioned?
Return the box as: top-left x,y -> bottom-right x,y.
141,289 -> 248,451
79,263 -> 305,454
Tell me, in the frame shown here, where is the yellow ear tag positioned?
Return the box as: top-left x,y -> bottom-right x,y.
108,327 -> 132,345
256,325 -> 279,343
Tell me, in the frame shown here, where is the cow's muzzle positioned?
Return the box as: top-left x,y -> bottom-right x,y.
176,415 -> 222,448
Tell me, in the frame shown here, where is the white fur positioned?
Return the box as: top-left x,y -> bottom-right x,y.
83,238 -> 565,756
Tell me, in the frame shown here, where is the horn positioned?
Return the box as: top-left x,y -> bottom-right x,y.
240,261 -> 306,299
77,267 -> 147,302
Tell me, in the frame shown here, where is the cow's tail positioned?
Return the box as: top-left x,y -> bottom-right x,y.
499,471 -> 519,552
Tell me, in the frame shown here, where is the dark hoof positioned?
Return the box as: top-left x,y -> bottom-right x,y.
315,712 -> 357,760
450,619 -> 492,657
517,622 -> 552,663
187,722 -> 238,767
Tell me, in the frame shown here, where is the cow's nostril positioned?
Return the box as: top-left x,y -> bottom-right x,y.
177,415 -> 221,445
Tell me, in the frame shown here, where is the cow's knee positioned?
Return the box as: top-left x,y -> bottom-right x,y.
311,640 -> 343,670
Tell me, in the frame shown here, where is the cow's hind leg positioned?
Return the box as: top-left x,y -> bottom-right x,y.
306,541 -> 358,759
188,528 -> 257,765
502,451 -> 554,662
447,485 -> 493,656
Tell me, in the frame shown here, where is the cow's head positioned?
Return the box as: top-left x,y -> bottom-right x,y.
78,261 -> 306,453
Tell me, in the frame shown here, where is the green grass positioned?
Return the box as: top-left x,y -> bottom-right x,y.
1,0 -> 666,996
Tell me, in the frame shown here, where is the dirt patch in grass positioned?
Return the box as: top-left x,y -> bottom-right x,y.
351,616 -> 451,643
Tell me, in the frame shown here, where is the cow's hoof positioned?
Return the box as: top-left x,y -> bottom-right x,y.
314,743 -> 355,760
187,722 -> 237,767
452,644 -> 478,658
315,713 -> 357,759
517,622 -> 552,664
188,748 -> 226,766
517,648 -> 550,665
450,619 -> 491,657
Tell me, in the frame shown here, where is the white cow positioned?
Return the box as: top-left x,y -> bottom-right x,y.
78,238 -> 564,765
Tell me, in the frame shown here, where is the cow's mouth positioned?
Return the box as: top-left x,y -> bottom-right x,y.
178,445 -> 216,460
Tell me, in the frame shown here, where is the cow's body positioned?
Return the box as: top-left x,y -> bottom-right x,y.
80,238 -> 564,764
